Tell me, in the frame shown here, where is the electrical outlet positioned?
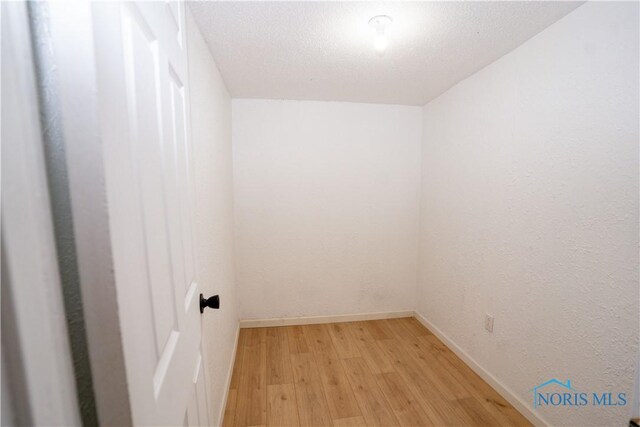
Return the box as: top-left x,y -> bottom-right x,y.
484,314 -> 494,332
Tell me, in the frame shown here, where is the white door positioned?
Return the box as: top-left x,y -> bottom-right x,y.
92,1 -> 208,425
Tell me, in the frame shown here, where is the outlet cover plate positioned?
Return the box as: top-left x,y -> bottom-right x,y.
485,314 -> 494,332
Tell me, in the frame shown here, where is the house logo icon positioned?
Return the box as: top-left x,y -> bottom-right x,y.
529,379 -> 575,408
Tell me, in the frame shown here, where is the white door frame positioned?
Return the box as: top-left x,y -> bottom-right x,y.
1,0 -> 133,424
1,2 -> 81,424
42,1 -> 134,424
3,0 -> 132,424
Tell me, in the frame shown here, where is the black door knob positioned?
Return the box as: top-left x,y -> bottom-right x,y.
200,294 -> 220,313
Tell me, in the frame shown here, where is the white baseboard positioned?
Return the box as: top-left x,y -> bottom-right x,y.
239,310 -> 414,328
412,310 -> 548,427
215,323 -> 240,427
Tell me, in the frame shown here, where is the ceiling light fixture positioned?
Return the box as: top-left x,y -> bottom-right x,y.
368,15 -> 392,55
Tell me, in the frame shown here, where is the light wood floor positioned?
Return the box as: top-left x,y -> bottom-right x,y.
223,318 -> 532,426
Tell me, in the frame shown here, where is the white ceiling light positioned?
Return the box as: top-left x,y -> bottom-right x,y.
368,15 -> 392,55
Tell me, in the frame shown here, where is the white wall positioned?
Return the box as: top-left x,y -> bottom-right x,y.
186,11 -> 238,426
232,100 -> 422,320
417,2 -> 639,426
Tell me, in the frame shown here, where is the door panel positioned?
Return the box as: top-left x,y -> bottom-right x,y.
94,1 -> 206,425
167,68 -> 196,292
166,1 -> 184,48
121,3 -> 179,359
195,355 -> 210,426
185,353 -> 210,426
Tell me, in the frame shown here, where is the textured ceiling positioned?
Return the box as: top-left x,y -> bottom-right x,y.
188,1 -> 582,106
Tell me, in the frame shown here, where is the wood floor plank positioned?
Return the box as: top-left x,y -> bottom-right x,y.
455,396 -> 502,427
398,317 -> 432,337
384,318 -> 417,342
286,326 -> 311,355
380,335 -> 460,400
239,388 -> 267,427
362,319 -> 393,340
479,393 -> 531,426
341,357 -> 398,426
293,382 -> 333,427
266,327 -> 294,385
267,384 -> 300,426
291,352 -> 323,385
402,335 -> 469,400
314,352 -> 362,420
419,334 -> 497,398
223,389 -> 238,427
290,353 -> 333,426
375,372 -> 435,427
327,322 -> 361,359
333,416 -> 367,426
235,328 -> 267,427
384,320 -> 470,402
304,324 -> 339,357
376,338 -> 467,426
347,322 -> 395,374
